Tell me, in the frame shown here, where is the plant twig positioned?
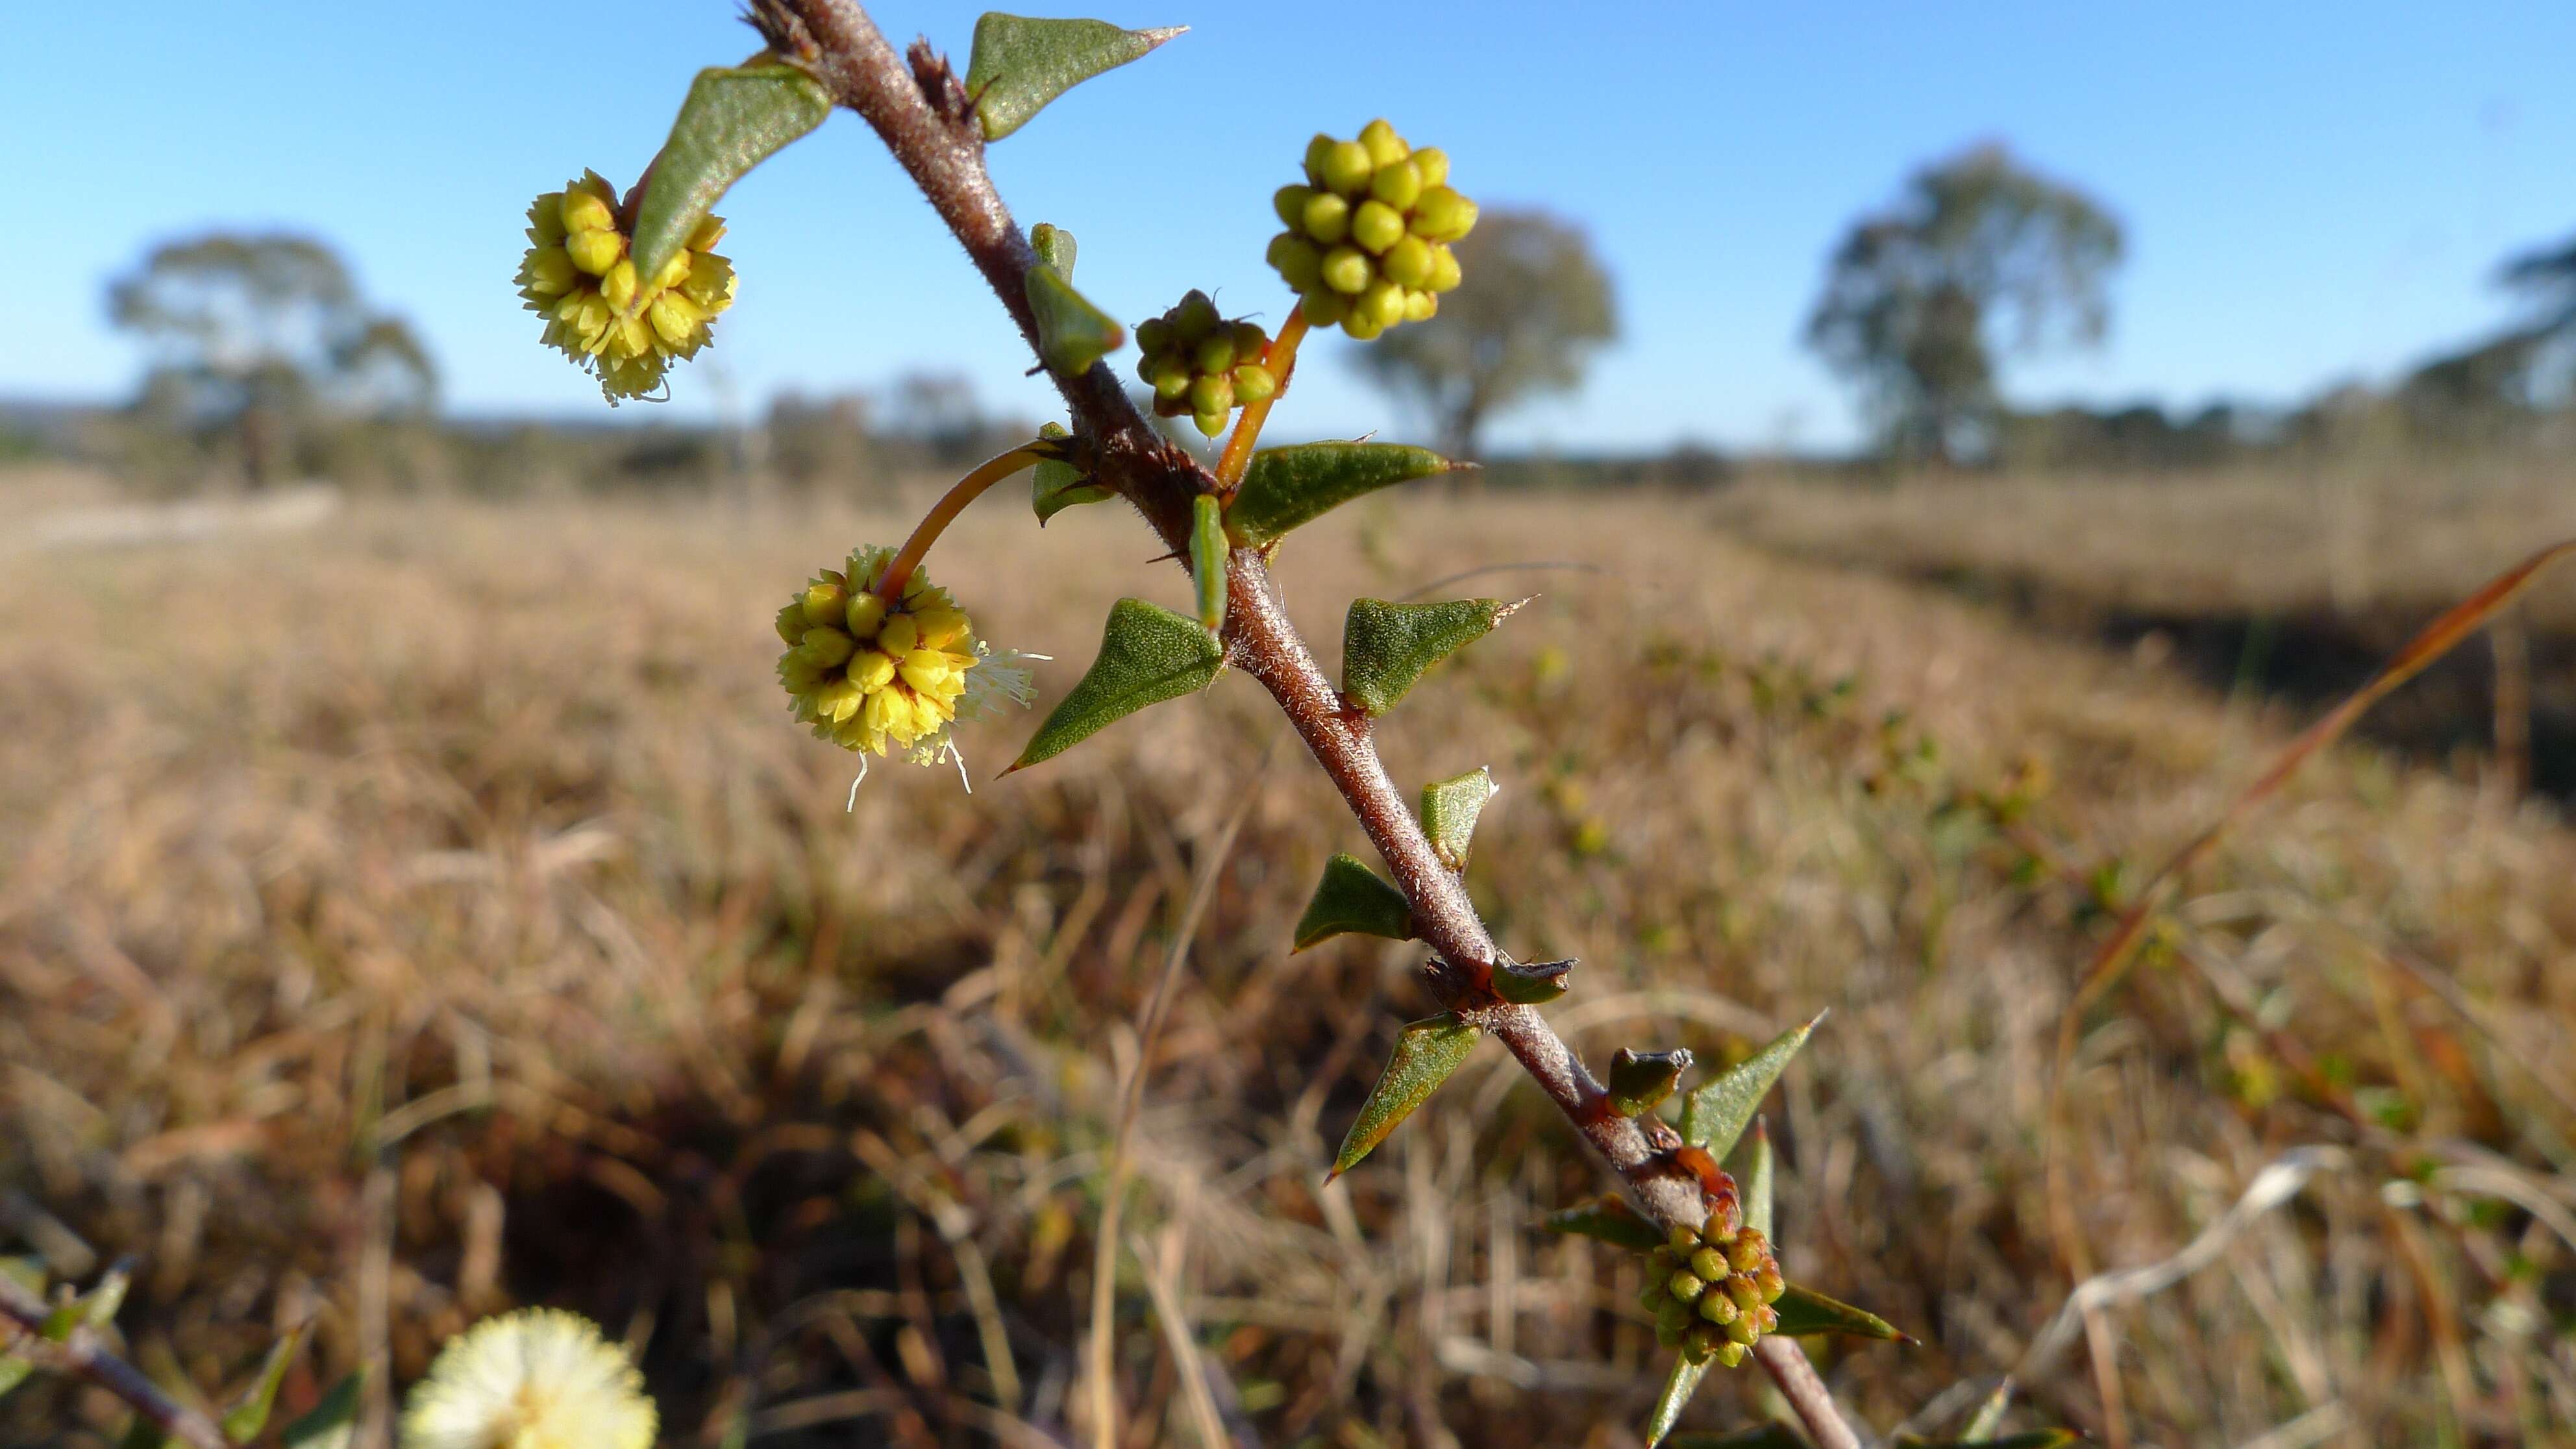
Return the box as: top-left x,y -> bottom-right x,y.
0,1274 -> 230,1449
750,6 -> 1867,1445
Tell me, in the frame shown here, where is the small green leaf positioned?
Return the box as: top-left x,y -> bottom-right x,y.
1419,767 -> 1496,871
0,1353 -> 32,1402
1032,422 -> 1111,522
1542,1194 -> 1663,1252
1226,443 -> 1462,549
1961,1376 -> 2015,1441
1493,957 -> 1574,1004
1608,1048 -> 1692,1117
1011,599 -> 1223,771
1892,1435 -> 2079,1449
77,1265 -> 130,1330
1026,265 -> 1125,377
1341,597 -> 1522,715
221,1328 -> 304,1443
279,1371 -> 366,1449
1678,1011 -> 1824,1161
1191,493 -> 1230,634
1642,1352 -> 1711,1447
965,14 -> 1184,142
631,63 -> 834,290
1737,1119 -> 1775,1239
1668,1428 -> 1811,1449
1292,853 -> 1414,952
1773,1282 -> 1905,1341
1031,221 -> 1077,279
1330,1014 -> 1480,1178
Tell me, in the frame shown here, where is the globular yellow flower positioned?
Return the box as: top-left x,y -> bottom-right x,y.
515,170 -> 736,403
399,1308 -> 657,1449
777,546 -> 1035,770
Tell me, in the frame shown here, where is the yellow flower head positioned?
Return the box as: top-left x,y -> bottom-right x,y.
399,1308 -> 656,1449
1267,119 -> 1474,340
516,170 -> 737,403
777,547 -> 1035,767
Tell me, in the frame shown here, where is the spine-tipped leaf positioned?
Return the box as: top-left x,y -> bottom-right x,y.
1226,443 -> 1461,549
1026,265 -> 1124,378
1011,599 -> 1223,771
1420,767 -> 1496,871
1191,493 -> 1230,634
220,1327 -> 306,1443
1031,421 -> 1112,522
1542,1193 -> 1664,1251
630,64 -> 834,290
1331,1014 -> 1480,1178
1493,956 -> 1574,1004
1772,1282 -> 1905,1341
1608,1047 -> 1692,1117
967,14 -> 1184,141
1293,853 -> 1415,952
1678,1011 -> 1823,1161
1644,1354 -> 1712,1448
1341,597 -> 1522,715
1738,1119 -> 1775,1237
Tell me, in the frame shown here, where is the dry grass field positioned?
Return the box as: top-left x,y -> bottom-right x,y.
4,470 -> 2575,1446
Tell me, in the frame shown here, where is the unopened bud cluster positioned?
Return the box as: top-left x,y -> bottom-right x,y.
1134,291 -> 1277,438
776,547 -> 980,759
1638,1219 -> 1785,1368
517,171 -> 736,401
1267,119 -> 1475,340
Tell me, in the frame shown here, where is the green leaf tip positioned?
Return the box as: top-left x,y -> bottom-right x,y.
1226,442 -> 1463,549
1419,766 -> 1497,871
1607,1046 -> 1692,1117
1773,1282 -> 1908,1341
220,1326 -> 306,1443
1191,493 -> 1230,634
1009,598 -> 1222,772
1493,956 -> 1574,1004
1738,1119 -> 1775,1238
1030,221 -> 1077,279
631,62 -> 834,291
1542,1193 -> 1663,1251
1643,1351 -> 1713,1448
1031,421 -> 1112,522
965,14 -> 1185,141
278,1370 -> 367,1449
1026,264 -> 1124,377
1341,596 -> 1525,715
1678,1010 -> 1825,1161
1330,1013 -> 1480,1178
1293,852 -> 1414,952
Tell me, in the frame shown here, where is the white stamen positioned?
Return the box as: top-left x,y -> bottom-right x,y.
845,754 -> 869,812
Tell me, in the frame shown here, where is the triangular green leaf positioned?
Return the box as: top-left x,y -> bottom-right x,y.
1191,493 -> 1230,634
631,63 -> 834,290
1493,956 -> 1574,1004
1031,221 -> 1078,280
1026,264 -> 1125,377
1341,597 -> 1522,715
1773,1282 -> 1905,1341
1542,1194 -> 1663,1252
220,1327 -> 304,1443
1892,1435 -> 2079,1449
1330,1014 -> 1480,1178
965,13 -> 1183,142
1226,443 -> 1463,549
1032,421 -> 1111,522
1608,1048 -> 1692,1117
77,1265 -> 130,1330
1419,767 -> 1496,871
1643,1352 -> 1712,1447
1011,599 -> 1223,771
1668,1428 -> 1811,1449
279,1371 -> 366,1449
1292,853 -> 1414,952
1678,1011 -> 1824,1161
1737,1119 -> 1774,1239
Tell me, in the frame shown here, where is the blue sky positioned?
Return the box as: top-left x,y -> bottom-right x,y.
6,3 -> 2571,452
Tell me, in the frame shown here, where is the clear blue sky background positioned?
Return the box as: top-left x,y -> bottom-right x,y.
6,3 -> 2571,452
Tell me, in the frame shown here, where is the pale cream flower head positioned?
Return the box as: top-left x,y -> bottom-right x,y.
400,1308 -> 657,1449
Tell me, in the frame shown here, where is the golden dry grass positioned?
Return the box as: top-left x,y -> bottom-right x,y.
4,478 -> 2574,1446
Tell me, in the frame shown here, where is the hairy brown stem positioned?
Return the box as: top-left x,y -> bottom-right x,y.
0,1276 -> 230,1449
752,5 -> 1863,1446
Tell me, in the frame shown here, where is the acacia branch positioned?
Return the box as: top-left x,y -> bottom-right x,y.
751,5 -> 1862,1446
0,1276 -> 230,1449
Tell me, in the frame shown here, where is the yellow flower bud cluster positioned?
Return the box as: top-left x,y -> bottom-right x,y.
1637,1219 -> 1785,1368
1267,119 -> 1474,340
776,547 -> 982,758
517,171 -> 737,402
1133,290 -> 1277,438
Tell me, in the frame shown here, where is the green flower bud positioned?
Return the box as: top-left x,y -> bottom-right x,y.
1173,290 -> 1220,338
1753,1303 -> 1779,1334
1724,1313 -> 1761,1346
1188,373 -> 1234,417
566,227 -> 623,277
1639,1281 -> 1672,1314
803,578 -> 850,627
1755,1266 -> 1785,1304
1699,1215 -> 1734,1246
560,187 -> 615,236
1370,158 -> 1423,210
846,592 -> 887,639
1428,243 -> 1463,293
1151,356 -> 1193,401
1343,310 -> 1384,341
1728,1231 -> 1768,1274
1382,234 -> 1434,290
1666,1269 -> 1705,1304
1655,1296 -> 1692,1341
1410,186 -> 1476,242
1299,290 -> 1348,327
1666,1225 -> 1701,1254
1688,1247 -> 1728,1283
1135,317 -> 1173,356
1268,232 -> 1324,291
1319,140 -> 1375,197
1274,184 -> 1316,229
1321,245 -> 1374,295
1193,409 -> 1227,439
1655,1320 -> 1684,1351
1232,363 -> 1278,404
799,626 -> 858,669
1713,1339 -> 1748,1369
1696,1289 -> 1738,1326
1232,320 -> 1268,360
1301,191 -> 1351,245
1724,1276 -> 1763,1312
1360,279 -> 1406,329
1303,132 -> 1337,184
1352,199 -> 1407,254
1193,333 -> 1236,375
1358,118 -> 1407,167
1402,290 -> 1438,323
1411,146 -> 1450,188
775,602 -> 810,646
1682,1322 -> 1722,1363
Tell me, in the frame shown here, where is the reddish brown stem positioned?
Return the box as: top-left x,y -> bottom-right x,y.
750,6 -> 1863,1446
0,1276 -> 230,1449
